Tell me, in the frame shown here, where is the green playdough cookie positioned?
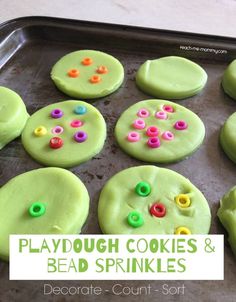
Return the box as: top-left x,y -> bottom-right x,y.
51,50 -> 124,99
0,167 -> 89,261
21,100 -> 106,168
115,99 -> 205,163
220,112 -> 236,163
0,86 -> 29,149
98,166 -> 211,235
222,59 -> 236,100
136,56 -> 207,99
217,186 -> 236,256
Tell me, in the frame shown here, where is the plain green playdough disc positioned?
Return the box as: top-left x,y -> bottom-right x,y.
51,50 -> 124,99
0,167 -> 89,261
136,56 -> 207,99
21,100 -> 106,168
220,112 -> 236,163
115,99 -> 205,163
0,86 -> 29,149
222,59 -> 236,100
98,166 -> 211,235
218,186 -> 236,256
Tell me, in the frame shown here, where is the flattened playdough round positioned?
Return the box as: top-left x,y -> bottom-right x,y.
0,86 -> 29,149
218,186 -> 236,256
98,166 -> 211,235
220,112 -> 236,163
0,167 -> 89,260
136,56 -> 207,99
222,59 -> 236,100
115,99 -> 205,163
22,100 -> 106,168
51,50 -> 124,99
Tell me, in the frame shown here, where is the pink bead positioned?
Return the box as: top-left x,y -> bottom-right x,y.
174,120 -> 188,130
127,132 -> 140,142
162,131 -> 174,140
147,137 -> 161,148
146,126 -> 159,137
137,108 -> 149,118
70,120 -> 83,128
133,119 -> 146,130
155,111 -> 168,120
163,105 -> 174,113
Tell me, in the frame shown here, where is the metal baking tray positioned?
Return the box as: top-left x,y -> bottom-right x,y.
0,16 -> 236,302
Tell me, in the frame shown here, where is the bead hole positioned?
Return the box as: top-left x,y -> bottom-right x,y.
33,206 -> 41,213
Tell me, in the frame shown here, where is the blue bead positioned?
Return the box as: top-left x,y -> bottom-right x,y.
74,105 -> 87,115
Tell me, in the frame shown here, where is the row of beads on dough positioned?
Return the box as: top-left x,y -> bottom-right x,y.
137,105 -> 175,119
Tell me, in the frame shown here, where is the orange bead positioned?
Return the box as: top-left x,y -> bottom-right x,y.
90,75 -> 101,84
96,66 -> 108,74
82,57 -> 93,66
68,69 -> 79,78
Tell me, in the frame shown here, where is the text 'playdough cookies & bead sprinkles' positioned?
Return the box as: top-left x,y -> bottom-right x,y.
21,101 -> 106,168
136,56 -> 207,99
98,166 -> 211,235
0,86 -> 29,149
0,167 -> 89,261
115,99 -> 205,163
51,50 -> 124,99
220,112 -> 236,163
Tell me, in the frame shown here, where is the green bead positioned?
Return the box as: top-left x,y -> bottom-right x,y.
127,211 -> 144,228
135,181 -> 151,197
29,202 -> 46,218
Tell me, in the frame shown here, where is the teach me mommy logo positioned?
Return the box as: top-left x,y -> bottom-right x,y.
9,235 -> 223,280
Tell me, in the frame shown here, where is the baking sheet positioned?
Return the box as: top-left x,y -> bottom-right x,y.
0,16 -> 236,302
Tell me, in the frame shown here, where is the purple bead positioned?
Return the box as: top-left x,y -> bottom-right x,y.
51,109 -> 63,119
174,120 -> 188,130
74,131 -> 87,143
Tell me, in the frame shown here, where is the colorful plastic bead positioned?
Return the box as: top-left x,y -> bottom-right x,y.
51,109 -> 63,119
127,211 -> 144,228
70,120 -> 83,128
137,108 -> 149,118
74,131 -> 87,143
174,120 -> 188,130
135,181 -> 151,197
29,202 -> 46,218
155,111 -> 168,120
133,119 -> 146,130
52,126 -> 64,135
74,105 -> 87,115
147,137 -> 161,148
90,75 -> 101,83
150,203 -> 166,218
96,66 -> 108,74
175,194 -> 191,208
146,126 -> 159,137
34,126 -> 47,137
162,131 -> 174,141
82,57 -> 93,65
68,69 -> 79,78
163,105 -> 174,113
175,227 -> 191,235
49,137 -> 63,149
127,132 -> 140,142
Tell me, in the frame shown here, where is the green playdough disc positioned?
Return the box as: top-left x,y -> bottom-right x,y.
51,50 -> 124,99
0,86 -> 29,149
115,99 -> 205,163
98,166 -> 211,235
220,112 -> 236,163
0,167 -> 89,261
136,56 -> 207,99
222,59 -> 236,100
21,100 -> 106,168
217,186 -> 236,256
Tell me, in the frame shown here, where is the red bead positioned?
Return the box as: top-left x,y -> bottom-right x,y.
150,203 -> 166,218
49,137 -> 63,149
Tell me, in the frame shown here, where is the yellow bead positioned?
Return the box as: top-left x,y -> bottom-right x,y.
175,194 -> 191,208
34,126 -> 47,137
175,227 -> 191,235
